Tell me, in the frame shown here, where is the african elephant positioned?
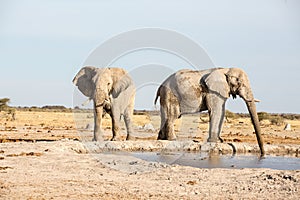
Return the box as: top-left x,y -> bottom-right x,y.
154,68 -> 264,155
73,66 -> 135,141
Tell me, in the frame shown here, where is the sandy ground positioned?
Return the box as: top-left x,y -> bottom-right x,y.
0,110 -> 300,199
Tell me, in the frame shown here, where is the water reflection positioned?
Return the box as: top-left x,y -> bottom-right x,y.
131,152 -> 300,170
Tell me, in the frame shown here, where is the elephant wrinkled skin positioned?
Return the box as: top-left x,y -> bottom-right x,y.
155,68 -> 264,155
73,66 -> 135,141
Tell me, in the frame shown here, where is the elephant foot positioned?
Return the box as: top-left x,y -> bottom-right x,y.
92,137 -> 104,142
157,136 -> 168,140
111,136 -> 123,141
92,132 -> 104,142
126,135 -> 135,141
207,137 -> 223,143
157,130 -> 167,140
168,136 -> 177,141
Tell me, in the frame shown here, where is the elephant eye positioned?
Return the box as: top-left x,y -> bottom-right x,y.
233,77 -> 239,84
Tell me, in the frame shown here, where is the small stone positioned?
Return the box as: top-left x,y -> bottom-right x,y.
143,123 -> 155,131
187,180 -> 197,185
129,161 -> 138,165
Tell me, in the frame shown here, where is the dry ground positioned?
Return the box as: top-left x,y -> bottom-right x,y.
0,110 -> 300,199
1,111 -> 300,145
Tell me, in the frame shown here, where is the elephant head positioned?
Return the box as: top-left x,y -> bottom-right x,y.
203,68 -> 265,155
72,66 -> 133,107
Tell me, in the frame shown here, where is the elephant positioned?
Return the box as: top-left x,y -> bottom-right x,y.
73,66 -> 135,141
154,67 -> 264,155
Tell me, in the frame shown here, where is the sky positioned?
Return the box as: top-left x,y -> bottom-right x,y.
0,0 -> 300,113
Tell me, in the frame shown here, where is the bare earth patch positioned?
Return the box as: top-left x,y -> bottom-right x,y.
0,111 -> 300,199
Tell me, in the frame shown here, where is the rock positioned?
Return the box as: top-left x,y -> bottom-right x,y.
129,161 -> 138,165
284,124 -> 291,131
143,123 -> 155,131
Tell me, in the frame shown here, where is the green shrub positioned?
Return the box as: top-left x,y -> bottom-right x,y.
225,110 -> 238,119
0,98 -> 10,111
257,112 -> 285,125
257,112 -> 271,121
280,114 -> 300,120
270,115 -> 285,125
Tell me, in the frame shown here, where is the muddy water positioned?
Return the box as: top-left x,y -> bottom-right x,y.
130,152 -> 300,170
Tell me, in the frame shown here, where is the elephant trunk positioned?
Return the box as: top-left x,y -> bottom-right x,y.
245,100 -> 265,156
94,88 -> 109,107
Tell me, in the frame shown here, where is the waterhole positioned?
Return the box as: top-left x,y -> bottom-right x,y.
130,152 -> 300,170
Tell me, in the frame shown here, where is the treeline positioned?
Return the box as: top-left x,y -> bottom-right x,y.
1,98 -> 300,119
16,106 -> 94,113
225,110 -> 300,125
16,106 -> 73,112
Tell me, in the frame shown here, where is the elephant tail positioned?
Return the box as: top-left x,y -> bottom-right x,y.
154,85 -> 161,105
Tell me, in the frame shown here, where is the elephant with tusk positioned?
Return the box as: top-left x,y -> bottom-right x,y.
154,67 -> 265,155
73,66 -> 135,141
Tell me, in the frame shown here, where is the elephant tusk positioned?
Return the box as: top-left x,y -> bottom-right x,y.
81,98 -> 91,106
246,98 -> 260,103
95,99 -> 111,108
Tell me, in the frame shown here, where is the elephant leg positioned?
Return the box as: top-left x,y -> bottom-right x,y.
158,105 -> 167,140
158,90 -> 179,141
158,119 -> 176,140
124,106 -> 134,140
206,94 -> 226,143
166,118 -> 177,140
158,106 -> 178,140
93,105 -> 104,141
111,109 -> 122,141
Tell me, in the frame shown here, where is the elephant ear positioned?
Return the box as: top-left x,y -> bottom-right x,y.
202,69 -> 230,99
72,66 -> 97,98
111,69 -> 133,98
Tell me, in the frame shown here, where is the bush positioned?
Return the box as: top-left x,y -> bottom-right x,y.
257,112 -> 285,125
270,115 -> 285,125
225,110 -> 238,119
0,98 -> 10,111
42,105 -> 67,110
280,114 -> 300,120
257,112 -> 271,121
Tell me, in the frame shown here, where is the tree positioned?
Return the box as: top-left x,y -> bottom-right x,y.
0,98 -> 10,111
0,98 -> 16,120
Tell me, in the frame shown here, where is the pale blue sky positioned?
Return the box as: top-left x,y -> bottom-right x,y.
0,0 -> 299,113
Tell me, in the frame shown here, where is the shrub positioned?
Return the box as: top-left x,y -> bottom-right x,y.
0,98 -> 10,111
257,112 -> 285,125
280,114 -> 300,120
225,110 -> 238,119
257,112 -> 271,121
270,115 -> 285,125
42,105 -> 67,110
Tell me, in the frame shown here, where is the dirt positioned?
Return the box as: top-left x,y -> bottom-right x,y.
0,110 -> 300,199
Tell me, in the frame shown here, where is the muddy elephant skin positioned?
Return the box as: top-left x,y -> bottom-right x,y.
155,68 -> 264,155
73,66 -> 135,141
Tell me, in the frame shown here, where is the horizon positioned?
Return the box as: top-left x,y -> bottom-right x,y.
4,103 -> 300,115
1,0 -> 300,113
